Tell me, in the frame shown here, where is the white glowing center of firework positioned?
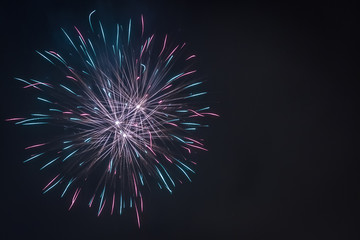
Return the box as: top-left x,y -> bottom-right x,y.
136,104 -> 141,109
115,120 -> 120,126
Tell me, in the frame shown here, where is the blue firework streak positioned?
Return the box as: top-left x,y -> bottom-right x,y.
6,11 -> 218,227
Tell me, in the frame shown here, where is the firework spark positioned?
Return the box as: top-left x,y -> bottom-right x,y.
6,11 -> 218,227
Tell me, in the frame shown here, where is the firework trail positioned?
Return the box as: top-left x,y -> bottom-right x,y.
6,11 -> 218,227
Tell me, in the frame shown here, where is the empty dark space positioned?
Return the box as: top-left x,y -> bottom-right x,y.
0,0 -> 358,239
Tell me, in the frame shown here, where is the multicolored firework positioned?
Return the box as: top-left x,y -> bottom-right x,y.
6,11 -> 218,227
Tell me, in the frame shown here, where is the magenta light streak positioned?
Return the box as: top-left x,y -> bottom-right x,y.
108,161 -> 111,172
140,39 -> 147,59
186,54 -> 196,60
147,34 -> 154,48
165,122 -> 178,127
5,118 -> 25,121
111,193 -> 115,215
162,84 -> 172,90
25,143 -> 46,150
186,143 -> 208,151
48,51 -> 63,60
23,83 -> 42,90
43,174 -> 60,191
89,195 -> 95,208
188,109 -> 204,117
140,194 -> 143,212
184,137 -> 204,146
74,26 -> 86,46
158,34 -> 167,57
97,199 -> 106,216
23,82 -> 51,89
202,112 -> 220,117
182,146 -> 191,154
164,155 -> 173,163
69,188 -> 81,210
66,76 -> 78,82
133,174 -> 138,197
180,70 -> 197,78
135,204 -> 140,228
165,45 -> 178,61
146,145 -> 156,156
141,14 -> 144,36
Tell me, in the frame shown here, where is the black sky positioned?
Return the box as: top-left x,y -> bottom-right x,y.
0,0 -> 358,239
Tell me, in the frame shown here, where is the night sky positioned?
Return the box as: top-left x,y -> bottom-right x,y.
0,0 -> 358,239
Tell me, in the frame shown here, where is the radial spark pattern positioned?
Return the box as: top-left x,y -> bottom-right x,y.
6,11 -> 218,227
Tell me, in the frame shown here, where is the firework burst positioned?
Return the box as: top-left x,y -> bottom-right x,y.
6,11 -> 218,227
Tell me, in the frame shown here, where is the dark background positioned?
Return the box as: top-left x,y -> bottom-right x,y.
0,0 -> 358,239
